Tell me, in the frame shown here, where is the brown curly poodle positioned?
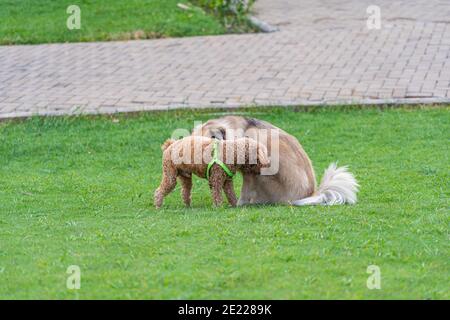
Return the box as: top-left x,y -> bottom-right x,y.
154,136 -> 270,208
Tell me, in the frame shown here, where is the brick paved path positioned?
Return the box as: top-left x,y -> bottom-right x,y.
1,0 -> 449,118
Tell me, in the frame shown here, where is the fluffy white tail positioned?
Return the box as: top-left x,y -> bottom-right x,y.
292,163 -> 359,206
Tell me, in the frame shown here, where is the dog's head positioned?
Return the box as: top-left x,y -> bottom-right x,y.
192,121 -> 226,140
192,116 -> 253,140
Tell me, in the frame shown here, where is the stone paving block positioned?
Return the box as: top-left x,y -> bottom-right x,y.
0,0 -> 449,118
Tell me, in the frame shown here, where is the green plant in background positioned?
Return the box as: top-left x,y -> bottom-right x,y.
193,0 -> 256,31
195,0 -> 253,14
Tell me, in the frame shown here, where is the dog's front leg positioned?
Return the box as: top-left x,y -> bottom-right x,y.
208,167 -> 224,207
223,179 -> 237,207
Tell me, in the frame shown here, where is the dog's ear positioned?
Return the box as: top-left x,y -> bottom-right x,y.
211,127 -> 226,140
220,127 -> 226,139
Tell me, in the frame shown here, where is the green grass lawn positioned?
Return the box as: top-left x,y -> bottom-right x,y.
0,0 -> 232,45
0,106 -> 449,299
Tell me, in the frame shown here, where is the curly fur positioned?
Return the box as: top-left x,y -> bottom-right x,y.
154,136 -> 270,208
161,139 -> 175,151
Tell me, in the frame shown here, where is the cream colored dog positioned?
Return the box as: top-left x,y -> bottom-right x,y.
192,116 -> 358,206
